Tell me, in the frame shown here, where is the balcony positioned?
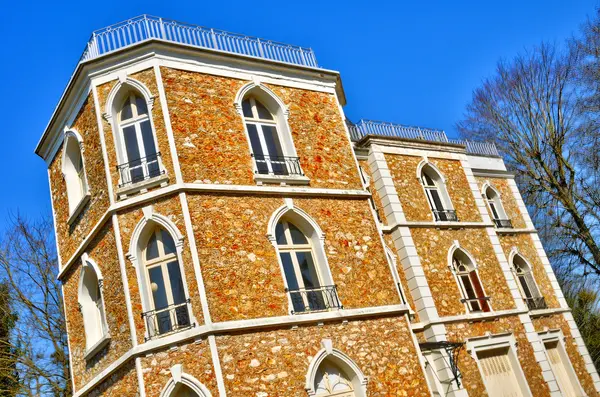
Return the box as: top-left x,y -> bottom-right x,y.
461,296 -> 491,313
433,209 -> 459,222
142,299 -> 193,340
287,285 -> 342,314
493,218 -> 513,228
117,152 -> 165,188
80,15 -> 318,68
524,296 -> 547,311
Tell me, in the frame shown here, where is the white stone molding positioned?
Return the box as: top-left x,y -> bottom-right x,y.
61,129 -> 91,224
305,343 -> 368,396
91,85 -> 116,204
208,335 -> 227,396
103,76 -> 155,125
78,254 -> 110,356
158,365 -> 213,397
233,81 -> 290,119
562,311 -> 600,392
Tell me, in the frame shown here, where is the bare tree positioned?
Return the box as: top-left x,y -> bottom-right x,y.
0,215 -> 70,396
457,42 -> 600,283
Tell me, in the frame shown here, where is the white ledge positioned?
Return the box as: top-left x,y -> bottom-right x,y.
410,308 -> 529,331
70,304 -> 409,397
495,227 -> 538,234
528,307 -> 570,318
254,173 -> 310,186
116,174 -> 169,199
67,193 -> 91,226
382,221 -> 494,233
83,333 -> 111,361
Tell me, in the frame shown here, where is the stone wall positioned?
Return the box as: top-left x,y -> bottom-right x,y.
383,233 -> 419,322
187,194 -> 400,323
532,314 -> 598,396
141,338 -> 218,397
161,67 -> 363,190
411,228 -> 516,317
446,316 -> 551,397
498,233 -> 560,308
475,177 -> 526,229
87,361 -> 138,397
385,154 -> 481,223
50,94 -> 110,265
62,223 -> 132,391
217,316 -> 430,397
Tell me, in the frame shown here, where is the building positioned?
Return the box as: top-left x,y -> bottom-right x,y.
35,15 -> 600,397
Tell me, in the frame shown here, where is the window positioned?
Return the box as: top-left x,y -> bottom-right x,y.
275,217 -> 340,313
142,226 -> 190,337
544,340 -> 583,397
79,261 -> 107,352
170,384 -> 201,397
62,133 -> 88,215
314,359 -> 357,397
117,91 -> 162,185
485,186 -> 512,228
512,254 -> 546,310
241,95 -> 302,177
452,249 -> 490,313
477,347 -> 526,397
420,164 -> 456,221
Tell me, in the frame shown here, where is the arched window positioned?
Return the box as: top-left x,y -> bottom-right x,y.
315,359 -> 357,396
275,216 -> 339,314
484,186 -> 512,228
116,91 -> 161,185
512,254 -> 546,310
79,260 -> 107,352
420,164 -> 456,221
142,225 -> 190,336
170,384 -> 200,397
62,132 -> 88,215
452,249 -> 490,313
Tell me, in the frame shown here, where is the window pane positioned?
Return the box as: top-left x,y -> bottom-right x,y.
489,201 -> 500,219
296,252 -> 320,289
422,173 -> 435,186
135,95 -> 148,115
140,120 -> 157,157
288,223 -> 308,245
146,233 -> 159,260
469,271 -> 490,312
460,275 -> 477,300
246,124 -> 263,155
162,230 -> 176,255
148,266 -> 169,310
123,125 -> 140,162
429,189 -> 445,212
280,252 -> 299,290
518,274 -> 533,298
242,99 -> 253,118
262,126 -> 283,157
121,97 -> 133,120
255,100 -> 273,120
167,261 -> 186,305
275,222 -> 287,245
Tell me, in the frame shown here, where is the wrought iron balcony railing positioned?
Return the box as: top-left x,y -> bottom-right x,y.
286,285 -> 342,314
433,209 -> 459,222
524,296 -> 548,311
252,154 -> 303,177
461,296 -> 491,313
347,119 -> 500,157
80,15 -> 318,68
117,152 -> 164,187
142,299 -> 193,340
493,218 -> 513,228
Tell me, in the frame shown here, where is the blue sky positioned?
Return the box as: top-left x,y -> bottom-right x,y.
0,0 -> 596,227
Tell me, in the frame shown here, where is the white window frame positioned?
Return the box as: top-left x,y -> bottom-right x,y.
483,184 -> 509,221
78,254 -> 110,360
466,333 -> 533,397
510,252 -> 542,302
417,161 -> 454,221
159,365 -> 213,397
62,130 -> 90,224
448,245 -> 492,314
539,330 -> 586,397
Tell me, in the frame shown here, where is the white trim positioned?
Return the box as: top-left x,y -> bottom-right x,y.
305,343 -> 368,396
62,129 -> 91,219
208,335 -> 227,396
562,311 -> 600,393
78,254 -> 110,355
91,85 -> 116,203
447,244 -> 492,314
159,367 -> 213,397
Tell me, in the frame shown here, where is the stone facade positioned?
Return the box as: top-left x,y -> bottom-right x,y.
37,22 -> 600,397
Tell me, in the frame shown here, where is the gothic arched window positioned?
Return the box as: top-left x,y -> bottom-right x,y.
62,132 -> 88,216
142,225 -> 190,336
452,249 -> 490,313
79,260 -> 107,352
117,91 -> 161,185
315,359 -> 357,396
420,164 -> 456,221
512,254 -> 546,310
484,186 -> 512,228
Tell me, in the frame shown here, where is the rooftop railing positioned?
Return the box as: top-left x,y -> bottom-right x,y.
349,119 -> 500,157
79,15 -> 319,68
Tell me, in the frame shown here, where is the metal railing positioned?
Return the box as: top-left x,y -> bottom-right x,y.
348,119 -> 500,157
287,285 -> 342,314
80,15 -> 318,68
142,299 -> 193,340
433,209 -> 459,222
117,152 -> 164,187
524,296 -> 547,311
252,154 -> 303,176
461,296 -> 491,313
493,218 -> 513,228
